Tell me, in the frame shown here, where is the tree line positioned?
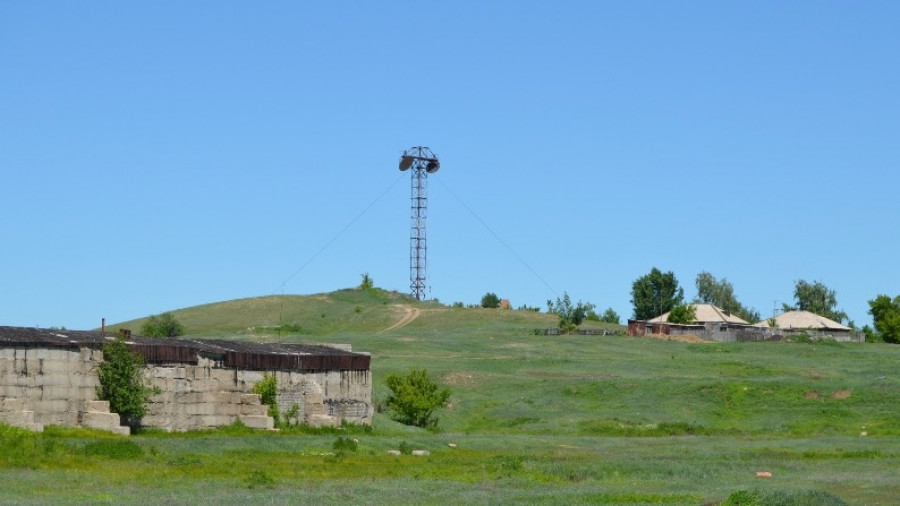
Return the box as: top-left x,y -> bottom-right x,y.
628,267 -> 898,343
480,267 -> 898,342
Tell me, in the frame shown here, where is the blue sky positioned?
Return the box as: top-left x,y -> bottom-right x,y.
2,2 -> 898,330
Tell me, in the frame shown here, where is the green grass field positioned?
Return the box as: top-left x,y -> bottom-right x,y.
4,288 -> 898,504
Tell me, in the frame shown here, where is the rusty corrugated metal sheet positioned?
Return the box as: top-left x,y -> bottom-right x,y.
130,344 -> 200,364
0,326 -> 370,372
222,350 -> 370,371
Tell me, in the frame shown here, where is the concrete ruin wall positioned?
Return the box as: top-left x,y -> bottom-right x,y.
0,346 -> 372,434
142,356 -> 372,431
0,347 -> 128,434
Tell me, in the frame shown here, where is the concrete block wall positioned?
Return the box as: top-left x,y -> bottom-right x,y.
144,357 -> 372,430
0,347 -> 128,434
1,346 -> 372,434
141,362 -> 274,431
232,367 -> 371,426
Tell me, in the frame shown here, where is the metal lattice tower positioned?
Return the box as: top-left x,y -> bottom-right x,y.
398,146 -> 440,301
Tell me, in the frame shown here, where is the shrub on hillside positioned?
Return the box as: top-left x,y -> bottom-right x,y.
547,292 -> 595,334
599,307 -> 621,324
721,488 -> 847,506
481,292 -> 501,308
141,312 -> 184,338
384,368 -> 451,430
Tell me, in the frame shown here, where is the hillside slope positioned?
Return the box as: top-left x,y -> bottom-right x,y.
107,288 -> 600,340
108,289 -> 423,338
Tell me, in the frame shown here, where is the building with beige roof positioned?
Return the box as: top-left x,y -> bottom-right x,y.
754,310 -> 851,331
628,306 -> 861,343
648,304 -> 749,325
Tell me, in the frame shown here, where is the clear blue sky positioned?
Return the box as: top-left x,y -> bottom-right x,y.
2,2 -> 898,330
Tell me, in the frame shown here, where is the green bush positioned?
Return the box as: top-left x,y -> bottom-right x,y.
721,489 -> 848,506
599,307 -> 621,324
96,336 -> 160,427
667,303 -> 696,324
332,436 -> 358,456
385,368 -> 451,430
252,373 -> 280,425
481,292 -> 501,308
244,470 -> 275,489
140,312 -> 184,338
548,292 -> 595,334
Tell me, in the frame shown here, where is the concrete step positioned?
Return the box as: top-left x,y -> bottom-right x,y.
84,400 -> 110,412
239,415 -> 274,430
82,410 -> 131,435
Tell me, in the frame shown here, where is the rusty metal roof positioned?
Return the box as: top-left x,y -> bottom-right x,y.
0,326 -> 370,371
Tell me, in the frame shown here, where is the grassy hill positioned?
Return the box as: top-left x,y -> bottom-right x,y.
108,288 -> 428,337
108,288 -> 897,439
23,288 -> 890,504
108,288 -> 615,339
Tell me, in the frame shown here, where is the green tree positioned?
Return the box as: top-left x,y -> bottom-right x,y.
783,280 -> 848,324
599,307 -> 621,324
359,273 -> 374,291
694,271 -> 760,322
868,294 -> 900,344
481,292 -> 501,308
548,292 -> 595,334
141,312 -> 184,338
666,303 -> 697,324
96,335 -> 159,428
631,268 -> 684,320
384,368 -> 451,430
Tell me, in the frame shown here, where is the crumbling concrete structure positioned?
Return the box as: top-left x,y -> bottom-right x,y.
0,326 -> 372,434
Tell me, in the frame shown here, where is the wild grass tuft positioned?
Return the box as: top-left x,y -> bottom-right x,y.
721,488 -> 848,506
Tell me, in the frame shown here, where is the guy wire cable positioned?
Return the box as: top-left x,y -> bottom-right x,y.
274,172 -> 406,294
435,177 -> 558,297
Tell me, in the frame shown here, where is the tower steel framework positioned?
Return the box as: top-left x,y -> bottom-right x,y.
398,146 -> 440,301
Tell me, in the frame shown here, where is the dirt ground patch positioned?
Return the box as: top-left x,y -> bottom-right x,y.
500,343 -> 533,349
524,370 -> 619,380
378,305 -> 421,334
804,391 -> 821,399
443,372 -> 477,387
832,390 -> 853,399
642,333 -> 709,343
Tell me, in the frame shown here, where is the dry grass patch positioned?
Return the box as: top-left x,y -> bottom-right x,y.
642,333 -> 709,343
443,372 -> 478,387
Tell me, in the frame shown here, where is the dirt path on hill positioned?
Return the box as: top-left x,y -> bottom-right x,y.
378,305 -> 421,334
